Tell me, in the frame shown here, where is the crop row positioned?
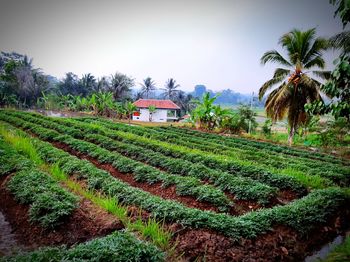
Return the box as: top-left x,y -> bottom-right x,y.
80,116 -> 339,164
0,136 -> 78,228
78,118 -> 349,185
8,111 -> 310,193
1,117 -> 348,241
82,117 -> 349,182
161,126 -> 347,164
20,113 -> 278,204
0,113 -> 233,211
3,230 -> 164,262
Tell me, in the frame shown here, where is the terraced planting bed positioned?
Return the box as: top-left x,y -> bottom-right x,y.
0,110 -> 349,261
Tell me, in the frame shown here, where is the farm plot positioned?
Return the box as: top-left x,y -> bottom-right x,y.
0,110 -> 349,261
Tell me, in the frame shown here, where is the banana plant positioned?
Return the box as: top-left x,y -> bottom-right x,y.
125,101 -> 137,124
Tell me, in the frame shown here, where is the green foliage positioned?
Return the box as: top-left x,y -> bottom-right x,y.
1,112 -> 348,241
125,101 -> 137,123
330,0 -> 350,28
191,92 -> 220,129
306,55 -> 350,122
7,169 -> 78,228
2,231 -> 164,262
0,125 -> 43,165
259,28 -> 329,144
237,105 -> 258,133
128,218 -> 172,250
0,53 -> 51,107
1,112 -> 233,210
148,105 -> 157,122
191,93 -> 258,133
262,119 -> 272,136
323,235 -> 350,261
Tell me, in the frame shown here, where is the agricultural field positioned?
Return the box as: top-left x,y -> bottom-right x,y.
0,109 -> 349,261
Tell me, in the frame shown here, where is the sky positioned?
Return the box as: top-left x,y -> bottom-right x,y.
0,0 -> 345,94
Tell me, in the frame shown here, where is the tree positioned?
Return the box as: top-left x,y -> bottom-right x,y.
140,77 -> 156,99
162,78 -> 180,100
80,73 -> 96,96
57,72 -> 82,96
148,105 -> 156,122
125,101 -> 137,124
237,105 -> 258,133
175,91 -> 195,116
0,54 -> 50,107
258,28 -> 329,145
96,76 -> 110,92
305,0 -> 350,123
110,72 -> 134,101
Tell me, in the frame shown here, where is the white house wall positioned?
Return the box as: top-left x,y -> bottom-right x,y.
133,108 -> 168,122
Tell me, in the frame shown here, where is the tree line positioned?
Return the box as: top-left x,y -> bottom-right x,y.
0,54 -> 195,116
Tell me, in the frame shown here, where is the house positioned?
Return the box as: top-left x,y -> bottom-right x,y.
132,99 -> 180,122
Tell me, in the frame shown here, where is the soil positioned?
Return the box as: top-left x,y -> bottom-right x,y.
170,211 -> 350,262
0,173 -> 124,256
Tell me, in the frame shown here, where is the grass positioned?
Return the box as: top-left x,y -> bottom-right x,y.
276,167 -> 334,189
0,125 -> 44,166
323,236 -> 350,262
128,218 -> 173,250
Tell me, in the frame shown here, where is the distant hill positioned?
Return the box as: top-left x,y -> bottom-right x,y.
191,85 -> 265,107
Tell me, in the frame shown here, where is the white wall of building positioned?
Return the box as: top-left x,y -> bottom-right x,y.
133,108 -> 168,122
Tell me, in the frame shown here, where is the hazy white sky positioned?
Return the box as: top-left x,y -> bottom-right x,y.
0,0 -> 345,93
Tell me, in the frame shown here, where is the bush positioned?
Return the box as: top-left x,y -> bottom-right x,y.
7,169 -> 78,228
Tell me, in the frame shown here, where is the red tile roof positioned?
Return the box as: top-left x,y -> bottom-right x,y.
133,99 -> 180,109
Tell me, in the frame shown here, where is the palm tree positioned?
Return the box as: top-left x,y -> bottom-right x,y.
175,91 -> 195,115
80,73 -> 96,96
110,72 -> 134,101
162,78 -> 180,100
125,101 -> 137,124
140,77 -> 156,99
258,28 -> 329,145
96,76 -> 110,92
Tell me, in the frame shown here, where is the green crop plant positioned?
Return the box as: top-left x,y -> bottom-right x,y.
0,116 -> 348,240
2,231 -> 165,262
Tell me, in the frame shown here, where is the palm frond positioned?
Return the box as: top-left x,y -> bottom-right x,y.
302,37 -> 329,65
258,68 -> 290,99
265,83 -> 291,121
260,50 -> 292,67
311,70 -> 331,80
303,56 -> 325,69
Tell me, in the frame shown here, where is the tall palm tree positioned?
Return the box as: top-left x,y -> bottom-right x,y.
96,76 -> 110,92
162,78 -> 180,100
140,77 -> 156,99
80,73 -> 96,96
110,72 -> 134,101
258,28 -> 329,145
